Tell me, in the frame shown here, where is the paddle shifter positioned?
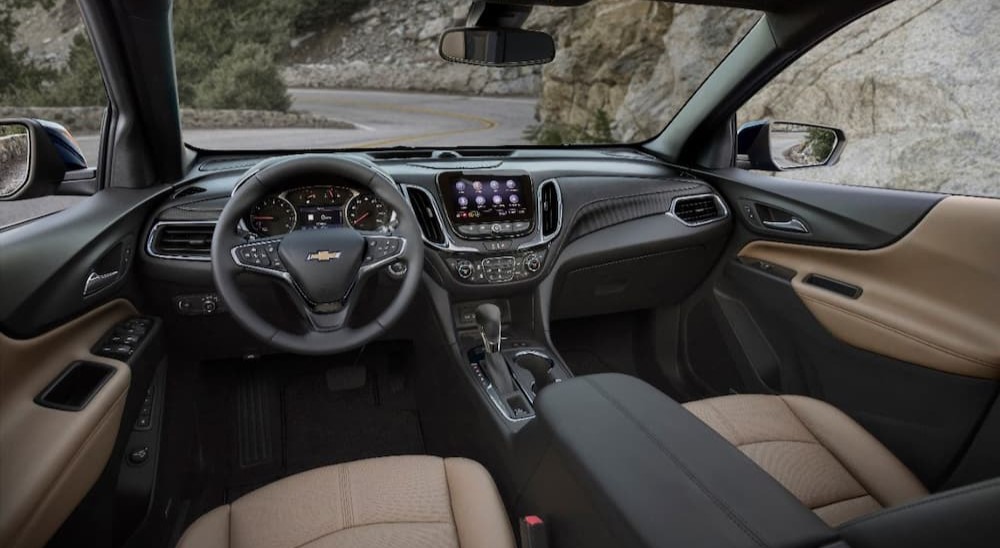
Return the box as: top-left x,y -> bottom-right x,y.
474,304 -> 514,395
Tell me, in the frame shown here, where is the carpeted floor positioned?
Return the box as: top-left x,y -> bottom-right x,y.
194,343 -> 425,502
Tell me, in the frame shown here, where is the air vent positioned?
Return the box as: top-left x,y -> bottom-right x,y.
198,158 -> 264,172
404,187 -> 446,245
671,195 -> 727,226
173,186 -> 206,198
540,180 -> 561,238
148,223 -> 215,259
446,149 -> 515,158
366,150 -> 435,160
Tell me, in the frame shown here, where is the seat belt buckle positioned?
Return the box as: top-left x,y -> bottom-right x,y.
519,515 -> 548,548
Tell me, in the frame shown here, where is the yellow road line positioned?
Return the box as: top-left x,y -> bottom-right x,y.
322,99 -> 499,148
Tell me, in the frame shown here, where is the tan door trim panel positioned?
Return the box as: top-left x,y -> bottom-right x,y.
739,196 -> 1000,379
0,299 -> 136,548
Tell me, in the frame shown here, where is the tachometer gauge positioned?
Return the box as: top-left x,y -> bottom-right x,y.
248,196 -> 297,235
346,194 -> 390,231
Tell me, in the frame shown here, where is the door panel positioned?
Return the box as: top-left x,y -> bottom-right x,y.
688,171 -> 999,489
0,300 -> 135,548
740,196 -> 1000,380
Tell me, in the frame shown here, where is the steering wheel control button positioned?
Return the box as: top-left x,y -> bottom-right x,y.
363,236 -> 404,264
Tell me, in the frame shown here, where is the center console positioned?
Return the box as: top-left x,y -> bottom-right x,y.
402,170 -> 560,287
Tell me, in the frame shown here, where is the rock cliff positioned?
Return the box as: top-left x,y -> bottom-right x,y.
740,0 -> 999,196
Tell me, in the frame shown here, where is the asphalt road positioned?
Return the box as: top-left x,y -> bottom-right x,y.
2,89 -> 538,229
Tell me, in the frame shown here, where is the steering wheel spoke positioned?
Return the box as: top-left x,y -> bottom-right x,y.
298,285 -> 362,332
359,234 -> 407,277
231,237 -> 288,278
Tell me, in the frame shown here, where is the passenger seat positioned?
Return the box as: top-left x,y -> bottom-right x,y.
683,394 -> 927,526
177,455 -> 515,548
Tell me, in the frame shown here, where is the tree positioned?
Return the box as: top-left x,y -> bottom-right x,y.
0,0 -> 54,105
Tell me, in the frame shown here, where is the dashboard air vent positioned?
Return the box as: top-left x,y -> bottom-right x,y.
671,195 -> 726,226
173,186 -> 206,198
198,158 -> 263,172
540,180 -> 561,238
366,150 -> 435,160
150,223 -> 215,259
405,187 -> 446,245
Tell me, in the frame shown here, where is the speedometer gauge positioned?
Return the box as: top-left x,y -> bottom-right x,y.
248,196 -> 297,235
346,194 -> 389,231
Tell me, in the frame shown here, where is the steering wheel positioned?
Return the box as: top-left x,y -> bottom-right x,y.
211,155 -> 424,355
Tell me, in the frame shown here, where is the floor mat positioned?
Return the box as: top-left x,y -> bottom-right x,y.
201,345 -> 425,501
284,372 -> 424,475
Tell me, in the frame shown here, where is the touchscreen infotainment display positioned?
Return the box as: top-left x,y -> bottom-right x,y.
437,172 -> 534,225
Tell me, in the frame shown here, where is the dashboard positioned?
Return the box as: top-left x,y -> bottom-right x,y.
142,150 -> 732,321
244,185 -> 393,236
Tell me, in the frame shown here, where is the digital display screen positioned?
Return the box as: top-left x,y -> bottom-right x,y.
438,172 -> 533,225
298,206 -> 342,229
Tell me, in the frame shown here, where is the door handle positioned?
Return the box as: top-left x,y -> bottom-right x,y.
83,269 -> 120,296
762,218 -> 809,233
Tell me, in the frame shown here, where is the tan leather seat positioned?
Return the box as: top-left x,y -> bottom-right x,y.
683,394 -> 928,526
177,455 -> 515,548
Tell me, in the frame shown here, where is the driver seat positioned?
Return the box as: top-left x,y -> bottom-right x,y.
177,455 -> 516,548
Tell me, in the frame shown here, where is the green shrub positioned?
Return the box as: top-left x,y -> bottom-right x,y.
0,0 -> 54,105
43,33 -> 106,106
191,42 -> 291,111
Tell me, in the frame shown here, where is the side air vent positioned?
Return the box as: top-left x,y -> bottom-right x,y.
404,187 -> 446,245
173,186 -> 207,199
539,180 -> 561,238
671,194 -> 728,226
148,222 -> 215,260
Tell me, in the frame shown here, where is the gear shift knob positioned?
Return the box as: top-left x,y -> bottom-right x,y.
474,304 -> 502,353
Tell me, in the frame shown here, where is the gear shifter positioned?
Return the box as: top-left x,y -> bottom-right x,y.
515,351 -> 556,393
474,304 -> 514,395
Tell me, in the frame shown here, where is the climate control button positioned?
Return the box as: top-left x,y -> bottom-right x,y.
456,260 -> 474,279
524,254 -> 542,273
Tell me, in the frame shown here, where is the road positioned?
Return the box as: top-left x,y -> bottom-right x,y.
3,89 -> 538,228
74,88 -> 537,161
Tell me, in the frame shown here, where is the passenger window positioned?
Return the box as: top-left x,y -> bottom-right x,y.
736,0 -> 999,198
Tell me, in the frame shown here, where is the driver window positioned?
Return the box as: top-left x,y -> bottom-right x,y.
1,1 -> 107,227
736,0 -> 1000,198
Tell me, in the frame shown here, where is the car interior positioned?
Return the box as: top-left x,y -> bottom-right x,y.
1,0 -> 998,547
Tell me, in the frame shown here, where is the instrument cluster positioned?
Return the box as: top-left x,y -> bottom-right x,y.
245,185 -> 393,236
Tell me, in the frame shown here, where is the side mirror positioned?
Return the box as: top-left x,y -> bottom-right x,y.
439,27 -> 555,67
737,121 -> 845,171
0,119 -> 86,200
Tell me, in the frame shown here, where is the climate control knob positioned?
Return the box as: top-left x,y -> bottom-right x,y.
456,260 -> 474,279
524,254 -> 542,273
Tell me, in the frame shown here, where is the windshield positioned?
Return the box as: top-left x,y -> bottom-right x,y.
174,1 -> 759,151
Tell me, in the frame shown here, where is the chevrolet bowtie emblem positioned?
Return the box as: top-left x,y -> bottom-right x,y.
306,250 -> 342,262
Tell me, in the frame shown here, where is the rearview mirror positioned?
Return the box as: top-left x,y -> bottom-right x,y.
737,121 -> 845,171
439,28 -> 555,67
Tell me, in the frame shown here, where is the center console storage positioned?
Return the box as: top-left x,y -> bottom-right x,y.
514,374 -> 837,548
